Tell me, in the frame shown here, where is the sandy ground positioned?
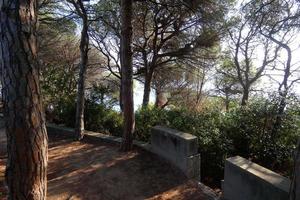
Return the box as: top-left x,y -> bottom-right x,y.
0,129 -> 216,200
0,127 -> 6,200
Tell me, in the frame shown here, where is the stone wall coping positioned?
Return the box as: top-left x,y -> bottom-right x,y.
152,125 -> 197,141
46,124 -> 152,150
47,123 -> 74,132
227,156 -> 290,193
46,124 -> 201,180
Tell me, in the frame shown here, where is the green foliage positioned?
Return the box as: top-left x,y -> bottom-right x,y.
222,97 -> 299,173
85,101 -> 123,136
166,108 -> 228,182
50,91 -> 299,186
39,32 -> 79,109
89,84 -> 119,109
53,98 -> 123,136
54,98 -> 76,127
135,97 -> 300,184
135,106 -> 227,182
135,106 -> 168,141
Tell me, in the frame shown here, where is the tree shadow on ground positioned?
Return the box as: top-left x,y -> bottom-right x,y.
0,131 -> 214,200
47,133 -> 190,200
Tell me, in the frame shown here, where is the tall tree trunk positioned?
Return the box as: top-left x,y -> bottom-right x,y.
195,69 -> 205,106
272,92 -> 287,136
75,2 -> 89,140
120,0 -> 135,151
290,139 -> 300,200
119,83 -> 123,112
0,0 -> 48,199
272,44 -> 291,136
155,89 -> 168,109
264,33 -> 292,137
241,87 -> 249,106
225,92 -> 230,112
155,89 -> 161,108
142,69 -> 154,108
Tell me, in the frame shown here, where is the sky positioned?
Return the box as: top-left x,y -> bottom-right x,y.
134,82 -> 156,110
76,0 -> 300,109
246,30 -> 300,96
124,1 -> 300,109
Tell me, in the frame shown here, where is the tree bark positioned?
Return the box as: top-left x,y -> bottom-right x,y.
290,139 -> 300,200
195,74 -> 205,107
142,69 -> 154,108
266,36 -> 292,137
0,0 -> 48,199
275,45 -> 291,134
120,0 -> 135,151
155,89 -> 162,108
225,92 -> 230,112
241,87 -> 249,106
74,1 -> 89,140
119,83 -> 123,112
155,89 -> 168,109
272,93 -> 287,136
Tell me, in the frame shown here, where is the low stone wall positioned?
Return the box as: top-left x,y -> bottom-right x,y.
223,156 -> 290,200
150,126 -> 201,180
46,124 -> 147,147
46,124 -> 201,180
47,123 -> 74,136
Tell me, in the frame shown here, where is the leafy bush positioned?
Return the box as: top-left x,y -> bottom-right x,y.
50,94 -> 300,187
135,107 -> 228,183
85,101 -> 123,136
135,97 -> 300,185
47,83 -> 123,136
222,97 -> 300,175
135,106 -> 168,141
51,98 -> 123,136
53,98 -> 76,127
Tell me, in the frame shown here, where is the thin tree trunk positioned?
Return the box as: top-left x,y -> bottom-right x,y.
0,1 -> 48,199
290,139 -> 300,200
120,0 -> 135,151
241,87 -> 249,106
142,69 -> 154,108
75,1 -> 89,140
195,83 -> 204,106
272,93 -> 287,136
155,89 -> 162,108
263,33 -> 292,137
195,69 -> 205,106
155,89 -> 160,108
272,40 -> 291,137
119,83 -> 123,112
225,92 -> 230,112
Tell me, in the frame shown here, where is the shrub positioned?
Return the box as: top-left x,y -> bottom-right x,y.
85,101 -> 123,136
135,97 -> 300,185
135,106 -> 228,183
51,99 -> 123,136
222,98 -> 300,176
135,106 -> 168,141
54,98 -> 76,127
50,95 -> 300,186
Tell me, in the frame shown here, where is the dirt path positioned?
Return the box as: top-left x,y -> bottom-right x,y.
0,130 -> 217,200
0,127 -> 6,200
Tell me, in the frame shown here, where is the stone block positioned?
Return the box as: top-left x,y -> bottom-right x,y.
151,126 -> 200,180
223,156 -> 290,200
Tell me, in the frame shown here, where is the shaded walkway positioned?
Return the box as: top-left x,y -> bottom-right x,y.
0,129 -> 217,200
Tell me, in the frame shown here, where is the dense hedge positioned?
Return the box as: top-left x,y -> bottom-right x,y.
52,99 -> 123,137
135,98 -> 300,185
50,96 -> 300,187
